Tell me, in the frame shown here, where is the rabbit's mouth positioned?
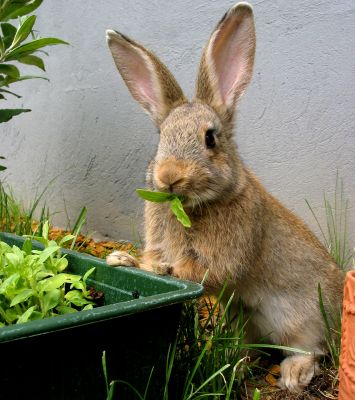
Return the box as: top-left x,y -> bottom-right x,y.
152,157 -> 227,205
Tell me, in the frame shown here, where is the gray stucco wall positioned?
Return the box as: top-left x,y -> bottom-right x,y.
2,0 -> 355,248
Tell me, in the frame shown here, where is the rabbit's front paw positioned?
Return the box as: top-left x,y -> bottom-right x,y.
106,251 -> 139,268
278,355 -> 319,393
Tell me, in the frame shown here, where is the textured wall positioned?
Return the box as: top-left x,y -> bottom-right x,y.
2,0 -> 355,247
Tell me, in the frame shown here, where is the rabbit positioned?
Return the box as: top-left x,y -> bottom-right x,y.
105,2 -> 344,393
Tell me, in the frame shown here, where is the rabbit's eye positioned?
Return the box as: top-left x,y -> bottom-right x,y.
205,129 -> 216,149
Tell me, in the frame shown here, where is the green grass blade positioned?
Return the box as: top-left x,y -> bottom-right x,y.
253,388 -> 261,400
143,366 -> 154,399
186,364 -> 230,400
70,207 -> 87,250
101,351 -> 109,395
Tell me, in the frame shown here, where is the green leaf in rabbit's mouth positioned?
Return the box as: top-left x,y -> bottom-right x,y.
136,189 -> 191,228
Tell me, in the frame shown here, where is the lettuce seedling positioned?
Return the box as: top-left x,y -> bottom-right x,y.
136,189 -> 191,228
0,221 -> 96,327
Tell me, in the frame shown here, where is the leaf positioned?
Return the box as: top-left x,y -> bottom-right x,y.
42,289 -> 61,314
0,88 -> 21,98
37,273 -> 67,292
26,235 -> 48,247
1,23 -> 17,48
0,272 -> 20,294
253,388 -> 261,400
37,244 -> 60,263
18,54 -> 45,71
65,290 -> 93,307
70,281 -> 85,291
0,165 -> 6,171
58,234 -> 75,246
0,0 -> 43,22
136,189 -> 174,202
0,108 -> 31,123
10,289 -> 34,306
11,15 -> 36,48
83,267 -> 95,284
35,271 -> 53,280
16,306 -> 36,324
37,273 -> 81,292
5,307 -> 18,322
0,64 -> 20,78
0,241 -> 12,253
170,197 -> 191,228
29,310 -> 43,321
54,257 -> 68,272
22,238 -> 32,255
56,305 -> 77,315
70,206 -> 87,250
5,253 -> 23,270
3,74 -> 48,86
42,220 -> 49,240
4,37 -> 69,61
136,189 -> 191,228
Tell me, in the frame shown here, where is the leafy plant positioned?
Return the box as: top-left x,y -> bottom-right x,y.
0,221 -> 95,327
136,189 -> 191,228
0,1 -> 68,123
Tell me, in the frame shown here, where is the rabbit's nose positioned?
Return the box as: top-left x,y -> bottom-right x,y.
155,161 -> 185,192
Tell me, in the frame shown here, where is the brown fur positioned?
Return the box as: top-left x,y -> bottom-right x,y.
106,2 -> 344,393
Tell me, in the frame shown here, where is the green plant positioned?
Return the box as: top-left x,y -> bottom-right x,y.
0,221 -> 95,326
306,174 -> 353,270
102,351 -> 154,400
136,189 -> 191,228
252,388 -> 261,400
0,180 -> 49,235
307,176 -> 353,372
318,283 -> 342,370
0,155 -> 5,172
0,0 -> 68,123
100,286 -> 251,399
104,279 -> 309,399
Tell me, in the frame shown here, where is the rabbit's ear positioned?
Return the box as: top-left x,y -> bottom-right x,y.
195,3 -> 255,119
106,30 -> 186,125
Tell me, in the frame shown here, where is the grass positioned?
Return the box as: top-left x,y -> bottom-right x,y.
306,175 -> 353,372
101,285 -> 262,399
0,182 -> 94,252
101,282 -> 311,400
0,181 -> 49,236
306,173 -> 353,271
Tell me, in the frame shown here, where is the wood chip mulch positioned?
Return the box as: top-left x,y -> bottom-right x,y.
48,227 -> 140,259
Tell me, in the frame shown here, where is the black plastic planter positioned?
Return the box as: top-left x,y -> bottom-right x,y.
0,233 -> 203,400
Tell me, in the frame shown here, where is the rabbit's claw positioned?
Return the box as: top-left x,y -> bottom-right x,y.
106,251 -> 139,268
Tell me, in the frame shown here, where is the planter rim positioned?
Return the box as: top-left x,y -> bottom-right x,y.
0,232 -> 204,343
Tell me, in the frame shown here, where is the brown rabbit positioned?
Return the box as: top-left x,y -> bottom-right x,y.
106,2 -> 344,393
